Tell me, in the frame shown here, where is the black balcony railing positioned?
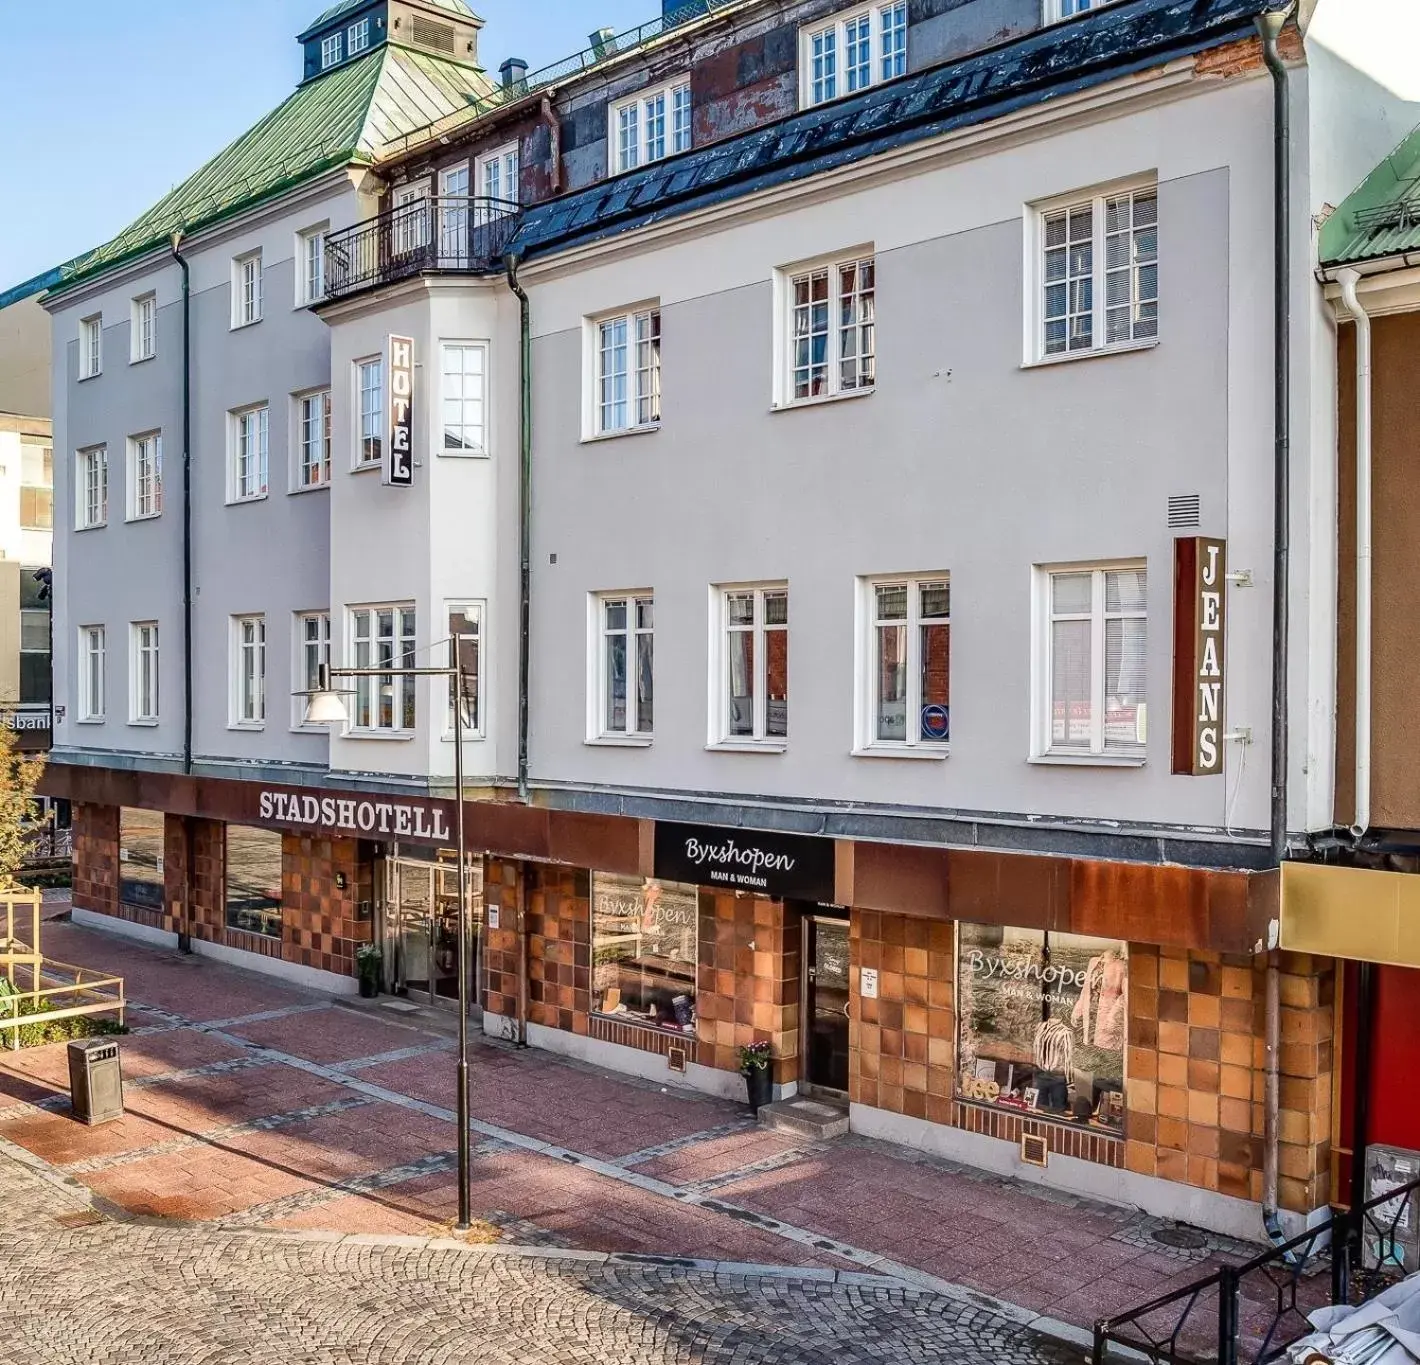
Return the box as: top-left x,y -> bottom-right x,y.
323,197 -> 522,300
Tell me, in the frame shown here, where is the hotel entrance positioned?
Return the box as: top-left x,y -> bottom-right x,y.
379,846 -> 483,1009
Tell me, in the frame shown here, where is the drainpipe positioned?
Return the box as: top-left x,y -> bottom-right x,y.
1257,3 -> 1295,1250
539,96 -> 563,193
503,250 -> 533,805
1337,269 -> 1372,841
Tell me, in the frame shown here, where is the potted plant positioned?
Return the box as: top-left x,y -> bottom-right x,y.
738,1040 -> 774,1113
355,942 -> 382,999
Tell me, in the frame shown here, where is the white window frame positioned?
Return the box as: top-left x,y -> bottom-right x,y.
443,601 -> 485,740
296,224 -> 327,306
1031,561 -> 1148,763
476,143 -> 520,208
710,583 -> 789,749
75,445 -> 108,530
348,604 -> 417,735
855,575 -> 951,756
773,250 -> 876,407
228,404 -> 270,503
130,293 -> 156,363
439,342 -> 488,457
355,356 -> 384,468
584,303 -> 661,439
231,614 -> 267,729
1043,0 -> 1120,21
589,592 -> 654,745
79,315 -> 102,379
126,431 -> 163,521
347,17 -> 370,53
77,626 -> 106,723
1025,175 -> 1159,364
292,610 -> 331,730
231,250 -> 263,328
798,1 -> 909,109
129,622 -> 159,725
321,31 -> 342,67
293,389 -> 332,490
608,78 -> 693,174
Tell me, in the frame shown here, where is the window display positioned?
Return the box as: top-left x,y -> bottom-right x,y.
592,874 -> 698,1034
225,825 -> 283,939
119,808 -> 165,911
956,924 -> 1126,1132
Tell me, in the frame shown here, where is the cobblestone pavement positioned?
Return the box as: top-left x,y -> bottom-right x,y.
0,1142 -> 1080,1364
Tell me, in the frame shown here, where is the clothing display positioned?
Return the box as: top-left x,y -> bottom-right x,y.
1072,948 -> 1128,1050
1033,1018 -> 1075,1075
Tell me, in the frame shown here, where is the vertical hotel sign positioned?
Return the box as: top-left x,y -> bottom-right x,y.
384,334 -> 414,487
1172,537 -> 1226,775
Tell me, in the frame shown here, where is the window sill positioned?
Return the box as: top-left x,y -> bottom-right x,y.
78,372 -> 101,383
581,424 -> 660,446
127,719 -> 159,728
586,735 -> 654,748
439,731 -> 486,743
1028,752 -> 1146,768
351,461 -> 383,474
228,722 -> 266,732
75,717 -> 105,725
288,482 -> 330,496
592,1009 -> 696,1037
226,493 -> 269,507
1022,338 -> 1158,370
230,318 -> 262,332
852,744 -> 949,761
290,724 -> 330,735
437,449 -> 490,459
345,729 -> 416,741
129,354 -> 155,367
706,740 -> 787,754
75,522 -> 107,532
125,512 -> 161,524
772,387 -> 874,413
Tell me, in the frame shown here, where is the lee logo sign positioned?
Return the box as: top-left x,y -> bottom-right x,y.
1172,537 -> 1226,776
384,334 -> 414,487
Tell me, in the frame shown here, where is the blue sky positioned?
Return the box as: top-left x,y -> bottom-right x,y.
0,0 -> 655,289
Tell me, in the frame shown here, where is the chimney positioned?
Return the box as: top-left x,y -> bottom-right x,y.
499,57 -> 528,90
589,26 -> 616,59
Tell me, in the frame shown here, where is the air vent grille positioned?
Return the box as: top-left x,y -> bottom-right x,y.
1021,1133 -> 1048,1167
410,16 -> 456,52
667,1047 -> 687,1074
1168,494 -> 1201,529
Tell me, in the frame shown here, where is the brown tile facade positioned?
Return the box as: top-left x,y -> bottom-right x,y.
72,804 -> 119,918
279,834 -> 372,977
524,864 -> 591,1036
482,855 -> 525,1022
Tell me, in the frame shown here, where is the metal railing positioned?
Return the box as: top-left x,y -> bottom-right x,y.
1093,1174 -> 1420,1365
323,197 -> 522,300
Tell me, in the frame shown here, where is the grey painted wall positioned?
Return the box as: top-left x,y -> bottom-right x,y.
0,298 -> 50,420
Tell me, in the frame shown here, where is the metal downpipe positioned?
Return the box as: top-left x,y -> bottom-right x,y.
503,251 -> 533,805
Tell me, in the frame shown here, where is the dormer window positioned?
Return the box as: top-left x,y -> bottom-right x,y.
1044,0 -> 1119,18
321,32 -> 342,68
348,18 -> 371,54
799,1 -> 908,109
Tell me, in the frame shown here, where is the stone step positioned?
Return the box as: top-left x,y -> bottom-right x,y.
758,1096 -> 850,1141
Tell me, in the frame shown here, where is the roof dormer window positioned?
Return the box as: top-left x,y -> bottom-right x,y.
348,18 -> 371,54
321,32 -> 342,68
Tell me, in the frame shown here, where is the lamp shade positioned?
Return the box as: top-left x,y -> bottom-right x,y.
303,690 -> 351,725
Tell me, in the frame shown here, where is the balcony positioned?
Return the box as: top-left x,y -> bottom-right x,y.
323,197 -> 522,301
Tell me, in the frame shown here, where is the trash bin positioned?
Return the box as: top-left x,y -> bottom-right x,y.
68,1038 -> 123,1125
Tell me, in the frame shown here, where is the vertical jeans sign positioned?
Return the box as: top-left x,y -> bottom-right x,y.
1171,536 -> 1227,775
384,334 -> 415,487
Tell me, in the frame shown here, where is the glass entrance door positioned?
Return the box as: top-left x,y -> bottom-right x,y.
381,852 -> 483,1007
803,916 -> 850,1094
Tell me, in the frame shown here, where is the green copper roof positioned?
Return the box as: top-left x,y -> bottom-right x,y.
52,46 -> 492,296
1320,122 -> 1420,267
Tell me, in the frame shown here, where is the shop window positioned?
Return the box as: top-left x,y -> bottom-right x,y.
119,808 -> 164,912
225,825 -> 282,938
592,873 -> 698,1034
956,924 -> 1126,1133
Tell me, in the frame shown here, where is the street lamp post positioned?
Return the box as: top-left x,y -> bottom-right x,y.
302,630 -> 474,1230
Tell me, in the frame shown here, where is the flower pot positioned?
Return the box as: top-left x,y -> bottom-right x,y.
358,974 -> 379,999
742,1064 -> 773,1114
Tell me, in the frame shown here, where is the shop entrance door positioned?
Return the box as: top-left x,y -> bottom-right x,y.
380,851 -> 482,1008
803,915 -> 850,1096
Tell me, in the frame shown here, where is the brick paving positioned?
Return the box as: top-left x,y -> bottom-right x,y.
0,919 -> 1278,1354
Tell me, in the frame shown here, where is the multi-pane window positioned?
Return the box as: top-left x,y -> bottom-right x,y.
721,586 -> 788,743
599,595 -> 653,738
866,578 -> 950,748
233,251 -> 263,327
321,32 -> 342,67
297,391 -> 332,488
786,256 -> 875,402
347,18 -> 370,53
351,606 -> 417,732
357,357 -> 384,465
233,615 -> 266,726
1041,564 -> 1147,758
802,3 -> 908,107
610,80 -> 692,173
76,446 -> 107,529
127,432 -> 162,520
594,308 -> 661,434
79,316 -> 102,379
295,611 -> 330,726
1040,183 -> 1158,358
131,294 -> 156,362
441,344 -> 487,454
299,227 -> 325,304
130,622 -> 159,724
446,604 -> 482,734
230,405 -> 269,501
1046,0 -> 1118,19
478,143 -> 520,207
78,626 -> 105,722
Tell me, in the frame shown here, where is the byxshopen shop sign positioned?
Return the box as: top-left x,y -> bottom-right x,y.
384,334 -> 414,488
1172,536 -> 1226,776
653,822 -> 835,901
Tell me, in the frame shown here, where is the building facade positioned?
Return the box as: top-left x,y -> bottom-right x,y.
28,0 -> 1420,1240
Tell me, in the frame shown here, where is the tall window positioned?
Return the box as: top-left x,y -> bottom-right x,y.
299,227 -> 326,304
295,611 -> 330,726
296,390 -> 332,488
357,357 -> 384,466
864,577 -> 950,749
76,446 -> 107,529
593,874 -> 699,1032
351,605 -> 416,732
127,432 -> 162,520
801,2 -> 908,107
720,585 -> 788,744
439,164 -> 470,263
441,344 -> 487,454
78,626 -> 105,722
1039,182 -> 1157,358
478,143 -> 520,206
1039,563 -> 1147,758
233,615 -> 266,726
594,308 -> 661,435
347,17 -> 370,53
229,405 -> 269,501
131,294 -> 156,362
79,316 -> 102,379
610,80 -> 692,173
232,251 -> 262,327
446,603 -> 482,734
598,594 -> 653,739
226,826 -> 283,938
130,622 -> 159,723
321,32 -> 342,67
784,255 -> 875,402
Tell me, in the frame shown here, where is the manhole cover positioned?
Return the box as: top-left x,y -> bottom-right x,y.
1152,1225 -> 1209,1250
